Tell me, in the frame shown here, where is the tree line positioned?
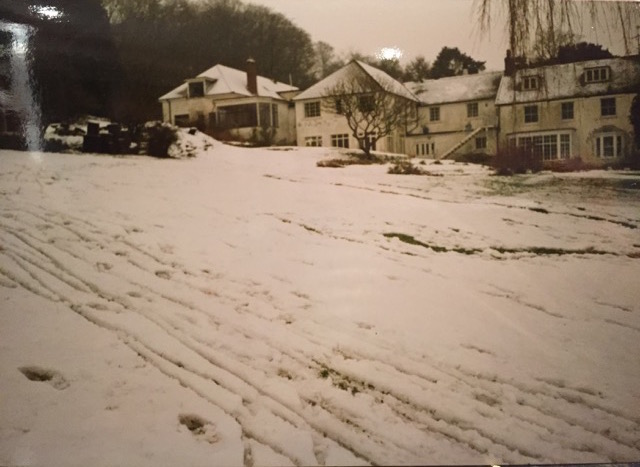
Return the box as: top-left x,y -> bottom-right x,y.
2,0 -> 630,130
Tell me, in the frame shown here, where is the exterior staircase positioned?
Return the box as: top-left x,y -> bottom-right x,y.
438,126 -> 490,160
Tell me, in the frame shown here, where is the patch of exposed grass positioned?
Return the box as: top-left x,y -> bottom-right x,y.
384,233 -> 480,254
317,151 -> 405,169
529,207 -> 549,214
384,233 -> 612,257
491,245 -> 609,256
317,364 -> 367,396
387,160 -> 443,176
302,224 -> 321,234
384,232 -> 430,248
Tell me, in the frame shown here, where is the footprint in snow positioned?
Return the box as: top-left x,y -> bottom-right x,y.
155,270 -> 172,279
178,414 -> 218,444
19,366 -> 69,390
96,262 -> 113,272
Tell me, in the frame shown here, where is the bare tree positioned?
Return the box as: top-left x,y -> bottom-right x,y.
323,69 -> 417,158
475,0 -> 640,61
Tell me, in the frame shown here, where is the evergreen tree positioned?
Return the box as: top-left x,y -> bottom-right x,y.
430,47 -> 485,79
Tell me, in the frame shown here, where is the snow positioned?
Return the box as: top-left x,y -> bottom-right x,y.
294,61 -> 418,102
495,56 -> 640,105
406,71 -> 503,105
1,145 -> 639,466
159,64 -> 298,101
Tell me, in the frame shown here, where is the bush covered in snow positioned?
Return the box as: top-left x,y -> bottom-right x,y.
144,122 -> 179,158
387,160 -> 442,176
44,122 -> 88,153
143,122 -> 215,159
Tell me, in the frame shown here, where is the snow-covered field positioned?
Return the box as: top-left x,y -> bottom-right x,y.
1,144 -> 639,466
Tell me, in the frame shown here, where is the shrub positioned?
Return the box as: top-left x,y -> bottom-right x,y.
545,157 -> 592,172
249,125 -> 277,147
145,122 -> 178,157
317,159 -> 345,168
493,146 -> 543,175
452,152 -> 492,165
44,138 -> 68,153
387,160 -> 429,175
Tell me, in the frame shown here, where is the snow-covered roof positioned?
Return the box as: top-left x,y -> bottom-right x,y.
294,61 -> 419,102
405,71 -> 503,105
495,56 -> 640,105
159,64 -> 298,101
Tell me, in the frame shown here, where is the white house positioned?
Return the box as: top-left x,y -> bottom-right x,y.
159,59 -> 299,144
293,60 -> 419,155
495,55 -> 640,166
404,71 -> 503,159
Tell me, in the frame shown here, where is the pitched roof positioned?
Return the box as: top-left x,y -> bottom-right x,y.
404,71 -> 503,105
159,64 -> 298,101
495,55 -> 640,105
294,60 -> 418,102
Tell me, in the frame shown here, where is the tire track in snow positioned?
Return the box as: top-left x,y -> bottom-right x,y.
1,207 -> 486,463
2,204 -> 639,463
0,207 -> 376,465
1,220 -> 316,465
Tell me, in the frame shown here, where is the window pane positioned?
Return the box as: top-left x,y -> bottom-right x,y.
467,103 -> 478,118
305,136 -> 322,147
524,105 -> 538,123
304,102 -> 320,118
603,136 -> 614,157
259,103 -> 271,127
188,82 -> 204,98
601,98 -> 616,116
331,134 -> 349,148
560,134 -> 570,158
616,135 -> 622,156
561,102 -> 573,119
174,114 -> 190,127
218,104 -> 258,129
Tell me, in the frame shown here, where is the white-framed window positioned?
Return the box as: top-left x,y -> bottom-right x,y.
585,67 -> 610,83
524,105 -> 538,123
522,76 -> 539,90
415,141 -> 435,156
304,101 -> 321,118
305,135 -> 322,147
331,133 -> 349,148
174,114 -> 190,127
429,106 -> 440,121
561,101 -> 574,120
560,134 -> 571,158
188,81 -> 205,98
594,132 -> 624,158
475,136 -> 487,150
509,131 -> 572,161
271,104 -> 279,128
467,102 -> 479,118
601,98 -> 616,117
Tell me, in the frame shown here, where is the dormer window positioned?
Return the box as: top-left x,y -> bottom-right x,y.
188,81 -> 205,98
522,76 -> 539,90
585,67 -> 610,83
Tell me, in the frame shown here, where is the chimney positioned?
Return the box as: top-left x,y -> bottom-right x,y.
504,49 -> 515,77
246,58 -> 258,95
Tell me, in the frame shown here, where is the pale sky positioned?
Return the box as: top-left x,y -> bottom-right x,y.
247,0 -> 638,71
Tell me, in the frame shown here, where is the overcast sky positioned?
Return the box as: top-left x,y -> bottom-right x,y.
246,0 -> 638,71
